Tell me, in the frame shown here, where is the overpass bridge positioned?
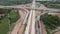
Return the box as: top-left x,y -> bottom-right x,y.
0,5 -> 60,12
0,0 -> 60,34
7,4 -> 60,34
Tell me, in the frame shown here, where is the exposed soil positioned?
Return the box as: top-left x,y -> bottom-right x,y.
11,10 -> 26,34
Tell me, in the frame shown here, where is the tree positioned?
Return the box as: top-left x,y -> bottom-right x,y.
40,14 -> 60,30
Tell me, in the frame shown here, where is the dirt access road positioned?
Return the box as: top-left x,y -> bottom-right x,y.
11,10 -> 26,34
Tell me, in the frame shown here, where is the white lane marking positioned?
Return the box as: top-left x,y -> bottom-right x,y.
24,10 -> 32,34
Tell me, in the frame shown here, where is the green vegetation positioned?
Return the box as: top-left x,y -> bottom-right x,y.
0,9 -> 20,34
36,1 -> 60,9
40,14 -> 60,34
44,2 -> 60,9
0,16 -> 9,34
0,0 -> 32,6
0,9 -> 11,14
9,10 -> 20,23
44,4 -> 60,9
37,1 -> 60,4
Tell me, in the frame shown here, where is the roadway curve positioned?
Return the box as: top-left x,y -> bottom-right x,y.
11,10 -> 27,34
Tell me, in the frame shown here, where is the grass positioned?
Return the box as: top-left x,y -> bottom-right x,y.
0,0 -> 32,6
41,14 -> 60,34
9,10 -> 20,23
46,28 -> 51,34
0,10 -> 20,34
44,3 -> 60,9
9,10 -> 20,31
0,16 -> 9,34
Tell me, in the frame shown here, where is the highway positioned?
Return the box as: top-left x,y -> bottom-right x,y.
11,9 -> 29,34
0,0 -> 60,34
36,11 -> 48,34
24,0 -> 36,34
0,4 -> 60,12
36,16 -> 41,34
24,10 -> 33,34
11,1 -> 60,34
9,5 -> 60,34
11,10 -> 27,34
10,3 -> 60,34
31,0 -> 35,34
